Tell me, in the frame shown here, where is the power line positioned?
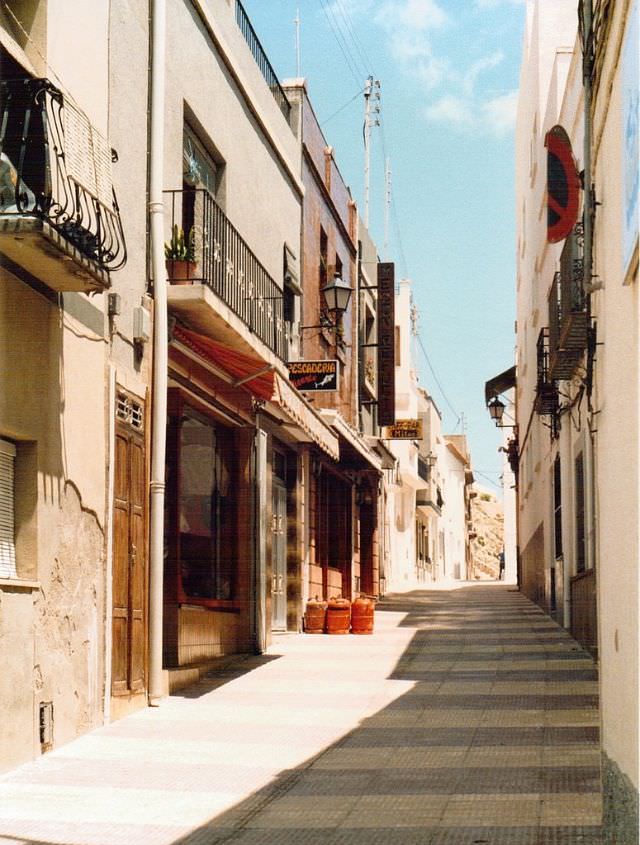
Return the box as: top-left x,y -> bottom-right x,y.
415,333 -> 461,424
321,88 -> 365,126
333,0 -> 373,76
319,0 -> 363,87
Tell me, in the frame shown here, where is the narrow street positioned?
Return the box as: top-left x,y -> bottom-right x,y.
0,584 -> 601,845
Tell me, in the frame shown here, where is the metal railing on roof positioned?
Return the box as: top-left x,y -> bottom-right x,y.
235,0 -> 291,121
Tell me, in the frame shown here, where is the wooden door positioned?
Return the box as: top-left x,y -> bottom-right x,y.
271,483 -> 287,631
112,421 -> 146,695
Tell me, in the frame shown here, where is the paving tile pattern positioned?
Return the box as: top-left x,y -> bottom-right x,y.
0,585 -> 602,844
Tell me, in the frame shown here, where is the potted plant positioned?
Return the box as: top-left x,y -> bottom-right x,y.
165,225 -> 196,284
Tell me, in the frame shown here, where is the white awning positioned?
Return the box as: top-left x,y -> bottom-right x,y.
272,374 -> 339,461
318,409 -> 382,471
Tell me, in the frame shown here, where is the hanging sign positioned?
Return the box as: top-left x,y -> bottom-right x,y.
377,262 -> 396,426
288,360 -> 338,391
545,125 -> 581,243
384,418 -> 423,440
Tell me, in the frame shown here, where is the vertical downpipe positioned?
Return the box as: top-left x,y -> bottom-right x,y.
582,0 -> 597,578
148,0 -> 168,706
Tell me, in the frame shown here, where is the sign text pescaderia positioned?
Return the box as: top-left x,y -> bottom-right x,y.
288,360 -> 338,392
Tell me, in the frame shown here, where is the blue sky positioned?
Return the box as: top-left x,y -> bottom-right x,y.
243,0 -> 525,490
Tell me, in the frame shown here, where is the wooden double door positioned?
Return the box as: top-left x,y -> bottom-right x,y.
111,420 -> 147,697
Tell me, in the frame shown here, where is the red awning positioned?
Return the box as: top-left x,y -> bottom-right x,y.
173,324 -> 276,401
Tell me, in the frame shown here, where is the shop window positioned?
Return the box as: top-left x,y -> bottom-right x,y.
178,408 -> 235,602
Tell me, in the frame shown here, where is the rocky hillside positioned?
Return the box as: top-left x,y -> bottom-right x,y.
470,489 -> 504,579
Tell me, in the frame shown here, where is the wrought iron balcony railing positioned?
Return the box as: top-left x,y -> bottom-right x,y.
235,0 -> 291,122
164,188 -> 287,360
0,78 -> 127,273
548,224 -> 588,380
535,328 -> 559,416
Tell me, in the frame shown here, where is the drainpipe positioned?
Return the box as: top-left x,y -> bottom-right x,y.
148,0 -> 168,706
581,0 -> 598,577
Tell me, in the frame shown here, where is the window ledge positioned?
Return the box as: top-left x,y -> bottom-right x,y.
0,578 -> 40,591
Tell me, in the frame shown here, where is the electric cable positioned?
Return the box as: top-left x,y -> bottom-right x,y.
319,0 -> 363,87
321,88 -> 365,126
415,334 -> 462,425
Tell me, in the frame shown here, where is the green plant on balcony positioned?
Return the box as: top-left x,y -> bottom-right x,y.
165,225 -> 196,284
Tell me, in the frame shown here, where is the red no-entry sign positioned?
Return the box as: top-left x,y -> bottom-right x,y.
545,125 -> 581,243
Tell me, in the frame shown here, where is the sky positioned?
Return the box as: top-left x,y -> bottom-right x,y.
243,0 -> 526,491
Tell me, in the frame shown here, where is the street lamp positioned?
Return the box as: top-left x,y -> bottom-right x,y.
488,396 -> 516,429
301,272 -> 353,332
488,396 -> 505,424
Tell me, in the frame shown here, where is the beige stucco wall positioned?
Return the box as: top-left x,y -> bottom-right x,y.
0,272 -> 107,771
164,0 -> 302,288
591,0 -> 639,799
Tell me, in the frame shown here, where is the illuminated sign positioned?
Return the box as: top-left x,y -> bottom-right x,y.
288,360 -> 338,391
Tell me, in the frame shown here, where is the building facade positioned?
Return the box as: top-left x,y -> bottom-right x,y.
511,0 -> 639,838
0,0 -> 148,766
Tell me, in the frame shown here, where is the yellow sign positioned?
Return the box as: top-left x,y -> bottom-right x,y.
384,419 -> 423,440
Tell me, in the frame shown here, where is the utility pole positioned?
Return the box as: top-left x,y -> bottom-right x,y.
384,157 -> 391,260
294,9 -> 301,77
363,76 -> 380,230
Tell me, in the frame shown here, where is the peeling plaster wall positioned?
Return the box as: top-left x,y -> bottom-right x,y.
0,272 -> 107,771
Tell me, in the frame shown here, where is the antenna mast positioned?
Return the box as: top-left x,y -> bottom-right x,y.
363,77 -> 380,230
384,157 -> 391,260
294,9 -> 301,77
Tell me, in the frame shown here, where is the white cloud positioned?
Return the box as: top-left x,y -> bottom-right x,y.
425,88 -> 518,137
480,89 -> 519,135
425,95 -> 474,128
376,0 -> 449,32
473,0 -> 524,7
462,51 -> 504,95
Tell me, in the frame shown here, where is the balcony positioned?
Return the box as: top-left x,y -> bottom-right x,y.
164,188 -> 286,362
0,78 -> 126,291
548,225 -> 588,380
235,0 -> 291,122
535,328 -> 559,415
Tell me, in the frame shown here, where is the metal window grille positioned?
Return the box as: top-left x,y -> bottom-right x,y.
116,393 -> 144,432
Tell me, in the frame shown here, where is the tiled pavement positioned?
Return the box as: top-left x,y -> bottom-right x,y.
0,584 -> 602,844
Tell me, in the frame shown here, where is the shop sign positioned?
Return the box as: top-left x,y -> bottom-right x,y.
288,360 -> 338,391
377,262 -> 395,426
384,418 -> 423,440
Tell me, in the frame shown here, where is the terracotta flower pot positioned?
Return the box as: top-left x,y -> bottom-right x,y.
166,259 -> 196,285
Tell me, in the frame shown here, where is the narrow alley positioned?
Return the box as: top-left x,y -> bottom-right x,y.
0,584 -> 601,845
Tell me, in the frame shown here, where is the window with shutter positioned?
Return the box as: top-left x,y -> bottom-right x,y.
0,438 -> 17,579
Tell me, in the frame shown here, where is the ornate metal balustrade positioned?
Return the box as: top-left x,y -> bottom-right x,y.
548,224 -> 588,380
0,78 -> 127,272
164,188 -> 286,360
535,328 -> 559,416
235,0 -> 291,121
